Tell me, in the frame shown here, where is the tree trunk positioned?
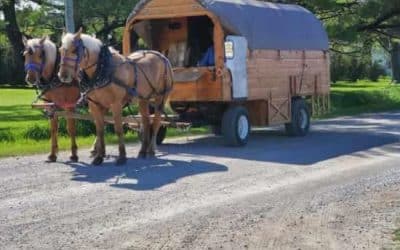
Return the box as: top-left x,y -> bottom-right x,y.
391,42 -> 400,83
2,0 -> 25,84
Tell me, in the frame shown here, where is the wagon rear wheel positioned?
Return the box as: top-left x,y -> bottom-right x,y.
285,98 -> 310,136
221,106 -> 250,146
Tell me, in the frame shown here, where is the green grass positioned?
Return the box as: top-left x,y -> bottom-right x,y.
394,228 -> 400,242
327,78 -> 400,117
0,79 -> 399,158
0,87 -> 207,158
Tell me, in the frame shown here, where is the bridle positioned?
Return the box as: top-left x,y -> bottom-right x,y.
60,39 -> 85,73
24,45 -> 46,75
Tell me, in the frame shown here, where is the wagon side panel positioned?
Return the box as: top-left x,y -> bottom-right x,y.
246,49 -> 330,126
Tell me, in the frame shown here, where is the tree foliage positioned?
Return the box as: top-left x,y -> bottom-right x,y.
0,0 -> 399,84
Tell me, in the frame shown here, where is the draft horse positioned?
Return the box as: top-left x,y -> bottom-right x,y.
58,29 -> 174,166
23,37 -> 81,162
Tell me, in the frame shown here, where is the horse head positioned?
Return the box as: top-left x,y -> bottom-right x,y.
58,28 -> 102,83
23,36 -> 57,86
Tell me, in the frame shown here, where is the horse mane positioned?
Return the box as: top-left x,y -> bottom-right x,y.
28,38 -> 57,68
108,47 -> 125,60
62,33 -> 103,54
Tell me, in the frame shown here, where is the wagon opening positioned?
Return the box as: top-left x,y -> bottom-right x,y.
128,16 -> 216,68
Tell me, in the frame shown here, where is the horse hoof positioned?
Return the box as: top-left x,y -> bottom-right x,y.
70,155 -> 79,163
91,157 -> 103,166
47,155 -> 57,162
116,157 -> 127,166
138,151 -> 147,159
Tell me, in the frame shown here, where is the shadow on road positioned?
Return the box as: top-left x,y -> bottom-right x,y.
67,158 -> 227,191
159,112 -> 400,165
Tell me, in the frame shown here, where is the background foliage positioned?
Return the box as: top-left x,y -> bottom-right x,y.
0,0 -> 399,84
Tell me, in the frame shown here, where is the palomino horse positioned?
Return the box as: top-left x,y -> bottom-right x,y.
23,36 -> 80,162
58,29 -> 173,165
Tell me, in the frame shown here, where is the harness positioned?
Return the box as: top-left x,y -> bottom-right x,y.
79,45 -> 173,103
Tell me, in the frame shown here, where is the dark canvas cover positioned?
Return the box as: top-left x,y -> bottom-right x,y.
127,0 -> 329,50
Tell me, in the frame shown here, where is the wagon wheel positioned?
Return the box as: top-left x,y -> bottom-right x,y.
221,106 -> 250,146
285,98 -> 310,136
137,126 -> 167,145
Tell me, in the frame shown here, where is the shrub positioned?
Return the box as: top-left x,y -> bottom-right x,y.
23,124 -> 50,141
0,130 -> 15,142
367,62 -> 385,82
58,117 -> 96,137
331,53 -> 369,83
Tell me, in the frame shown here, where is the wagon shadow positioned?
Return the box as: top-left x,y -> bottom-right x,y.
159,112 -> 400,165
67,158 -> 227,190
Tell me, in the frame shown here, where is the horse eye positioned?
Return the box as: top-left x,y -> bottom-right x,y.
28,49 -> 33,55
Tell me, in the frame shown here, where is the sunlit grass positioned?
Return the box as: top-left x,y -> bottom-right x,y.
1,79 -> 400,158
324,78 -> 400,117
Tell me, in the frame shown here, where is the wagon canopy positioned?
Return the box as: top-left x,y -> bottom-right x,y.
127,0 -> 329,51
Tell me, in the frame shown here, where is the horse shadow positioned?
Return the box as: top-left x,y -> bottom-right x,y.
67,157 -> 227,191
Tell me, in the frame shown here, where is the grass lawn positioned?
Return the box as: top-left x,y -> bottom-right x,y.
0,79 -> 399,158
328,78 -> 400,117
394,228 -> 400,247
0,87 -> 206,158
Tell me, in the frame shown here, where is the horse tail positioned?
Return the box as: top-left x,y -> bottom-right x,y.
162,57 -> 174,107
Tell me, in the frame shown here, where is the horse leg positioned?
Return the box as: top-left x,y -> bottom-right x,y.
66,109 -> 78,162
138,99 -> 150,158
148,98 -> 163,157
89,103 -> 106,165
111,104 -> 127,165
89,136 -> 98,158
48,115 -> 58,162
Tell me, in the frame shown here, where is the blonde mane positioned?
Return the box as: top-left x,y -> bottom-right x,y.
27,38 -> 57,68
61,33 -> 103,54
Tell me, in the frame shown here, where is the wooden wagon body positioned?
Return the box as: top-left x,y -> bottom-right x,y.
123,0 -> 330,145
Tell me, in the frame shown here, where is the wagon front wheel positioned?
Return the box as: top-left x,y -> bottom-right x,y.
156,126 -> 167,145
221,106 -> 250,146
137,126 -> 167,145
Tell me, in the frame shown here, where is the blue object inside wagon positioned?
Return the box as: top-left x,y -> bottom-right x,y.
128,0 -> 329,51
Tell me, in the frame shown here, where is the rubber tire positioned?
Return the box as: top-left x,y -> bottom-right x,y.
156,126 -> 167,145
221,106 -> 250,146
285,98 -> 310,136
138,126 -> 167,146
211,125 -> 222,135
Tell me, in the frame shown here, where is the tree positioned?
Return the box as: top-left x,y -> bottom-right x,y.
1,0 -> 25,83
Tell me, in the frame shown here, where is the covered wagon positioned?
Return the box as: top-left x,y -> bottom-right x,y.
123,0 -> 330,146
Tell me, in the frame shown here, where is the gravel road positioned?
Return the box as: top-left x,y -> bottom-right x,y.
1,112 -> 400,250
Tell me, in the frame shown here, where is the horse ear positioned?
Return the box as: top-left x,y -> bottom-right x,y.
74,27 -> 83,40
62,28 -> 66,37
22,36 -> 28,46
39,36 -> 47,45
